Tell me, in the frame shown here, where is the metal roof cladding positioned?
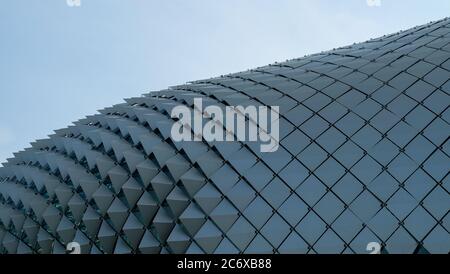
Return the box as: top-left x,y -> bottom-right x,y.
0,17 -> 449,254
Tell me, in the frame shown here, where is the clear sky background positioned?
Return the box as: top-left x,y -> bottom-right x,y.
1,0 -> 450,164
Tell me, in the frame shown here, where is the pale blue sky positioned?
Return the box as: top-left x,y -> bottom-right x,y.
1,0 -> 450,164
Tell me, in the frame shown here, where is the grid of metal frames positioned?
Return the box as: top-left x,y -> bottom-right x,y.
0,18 -> 449,254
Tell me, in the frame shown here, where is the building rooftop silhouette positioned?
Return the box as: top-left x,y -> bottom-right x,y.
0,17 -> 449,254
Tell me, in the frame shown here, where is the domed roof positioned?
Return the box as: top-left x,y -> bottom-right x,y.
1,18 -> 449,254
